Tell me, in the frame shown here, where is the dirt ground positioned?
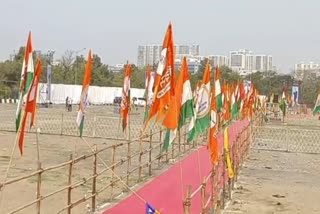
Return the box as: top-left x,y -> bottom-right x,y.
225,124 -> 320,214
0,104 -> 191,214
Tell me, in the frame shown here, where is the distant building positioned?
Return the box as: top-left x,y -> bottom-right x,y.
229,49 -> 273,75
229,49 -> 254,75
137,44 -> 200,67
294,62 -> 320,79
208,55 -> 229,67
109,64 -> 125,73
255,55 -> 273,72
175,57 -> 200,75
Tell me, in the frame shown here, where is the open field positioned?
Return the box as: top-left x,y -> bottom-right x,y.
224,150 -> 320,214
0,104 -> 196,214
225,116 -> 320,214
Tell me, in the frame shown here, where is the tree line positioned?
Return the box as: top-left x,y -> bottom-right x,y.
1,47 -> 319,107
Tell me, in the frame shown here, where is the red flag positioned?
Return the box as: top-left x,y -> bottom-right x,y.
121,64 -> 131,132
18,58 -> 42,155
144,23 -> 175,130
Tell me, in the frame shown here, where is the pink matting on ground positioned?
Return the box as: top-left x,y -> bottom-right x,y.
104,120 -> 249,214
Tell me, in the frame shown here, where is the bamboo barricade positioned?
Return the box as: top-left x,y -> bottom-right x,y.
182,112 -> 264,213
0,112 -> 263,214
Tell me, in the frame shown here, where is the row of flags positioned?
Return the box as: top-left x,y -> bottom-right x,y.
140,23 -> 263,169
15,32 -> 93,154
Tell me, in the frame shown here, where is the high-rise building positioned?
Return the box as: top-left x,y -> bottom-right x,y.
229,49 -> 254,75
137,44 -> 200,67
229,49 -> 273,75
255,55 -> 273,71
208,55 -> 229,67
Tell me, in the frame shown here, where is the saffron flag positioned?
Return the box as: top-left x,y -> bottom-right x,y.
313,93 -> 320,116
223,127 -> 234,178
146,203 -> 160,214
188,61 -> 211,142
144,65 -> 152,122
221,81 -> 231,126
163,57 -> 194,150
121,64 -> 131,131
209,88 -> 218,165
18,58 -> 42,155
16,32 -> 34,132
76,50 -> 92,137
215,65 -> 222,113
144,23 -> 175,130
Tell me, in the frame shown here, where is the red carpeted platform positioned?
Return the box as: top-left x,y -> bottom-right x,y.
104,120 -> 249,214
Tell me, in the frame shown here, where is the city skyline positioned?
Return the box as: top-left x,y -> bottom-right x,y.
1,0 -> 320,73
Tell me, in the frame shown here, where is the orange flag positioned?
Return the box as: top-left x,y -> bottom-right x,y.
144,23 -> 175,130
209,87 -> 218,164
121,64 -> 131,132
18,58 -> 42,155
76,50 -> 93,137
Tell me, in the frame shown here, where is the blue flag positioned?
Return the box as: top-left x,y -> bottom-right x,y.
146,203 -> 160,214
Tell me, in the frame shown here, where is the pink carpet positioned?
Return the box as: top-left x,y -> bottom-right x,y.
104,120 -> 249,214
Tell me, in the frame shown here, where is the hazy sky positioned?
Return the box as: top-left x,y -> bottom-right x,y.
1,0 -> 320,73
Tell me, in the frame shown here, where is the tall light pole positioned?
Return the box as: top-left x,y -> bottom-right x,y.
47,50 -> 55,105
74,48 -> 86,85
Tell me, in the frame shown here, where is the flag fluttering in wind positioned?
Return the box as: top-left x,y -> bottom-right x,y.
144,65 -> 152,122
121,64 -> 131,131
16,32 -> 34,132
215,65 -> 222,113
76,50 -> 92,137
221,81 -> 231,126
279,86 -> 287,117
18,58 -> 42,155
188,61 -> 211,142
313,93 -> 320,116
230,82 -> 238,119
146,203 -> 160,214
163,57 -> 194,150
209,88 -> 218,165
144,23 -> 175,130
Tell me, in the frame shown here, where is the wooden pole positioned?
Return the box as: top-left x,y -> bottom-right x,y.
92,115 -> 96,138
201,178 -> 206,213
158,130 -> 162,167
148,129 -> 152,176
36,128 -> 41,164
36,162 -> 42,214
110,145 -> 116,200
67,154 -> 73,214
138,138 -> 142,182
178,130 -> 181,155
183,125 -> 186,152
183,185 -> 192,214
91,145 -> 97,212
60,112 -> 64,135
171,138 -> 175,160
35,127 -> 42,214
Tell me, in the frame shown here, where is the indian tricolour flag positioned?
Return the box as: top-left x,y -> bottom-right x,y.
313,93 -> 320,116
121,64 -> 131,132
76,50 -> 92,137
163,57 -> 194,150
215,65 -> 222,113
16,32 -> 34,132
279,86 -> 287,117
230,83 -> 238,119
188,61 -> 211,142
